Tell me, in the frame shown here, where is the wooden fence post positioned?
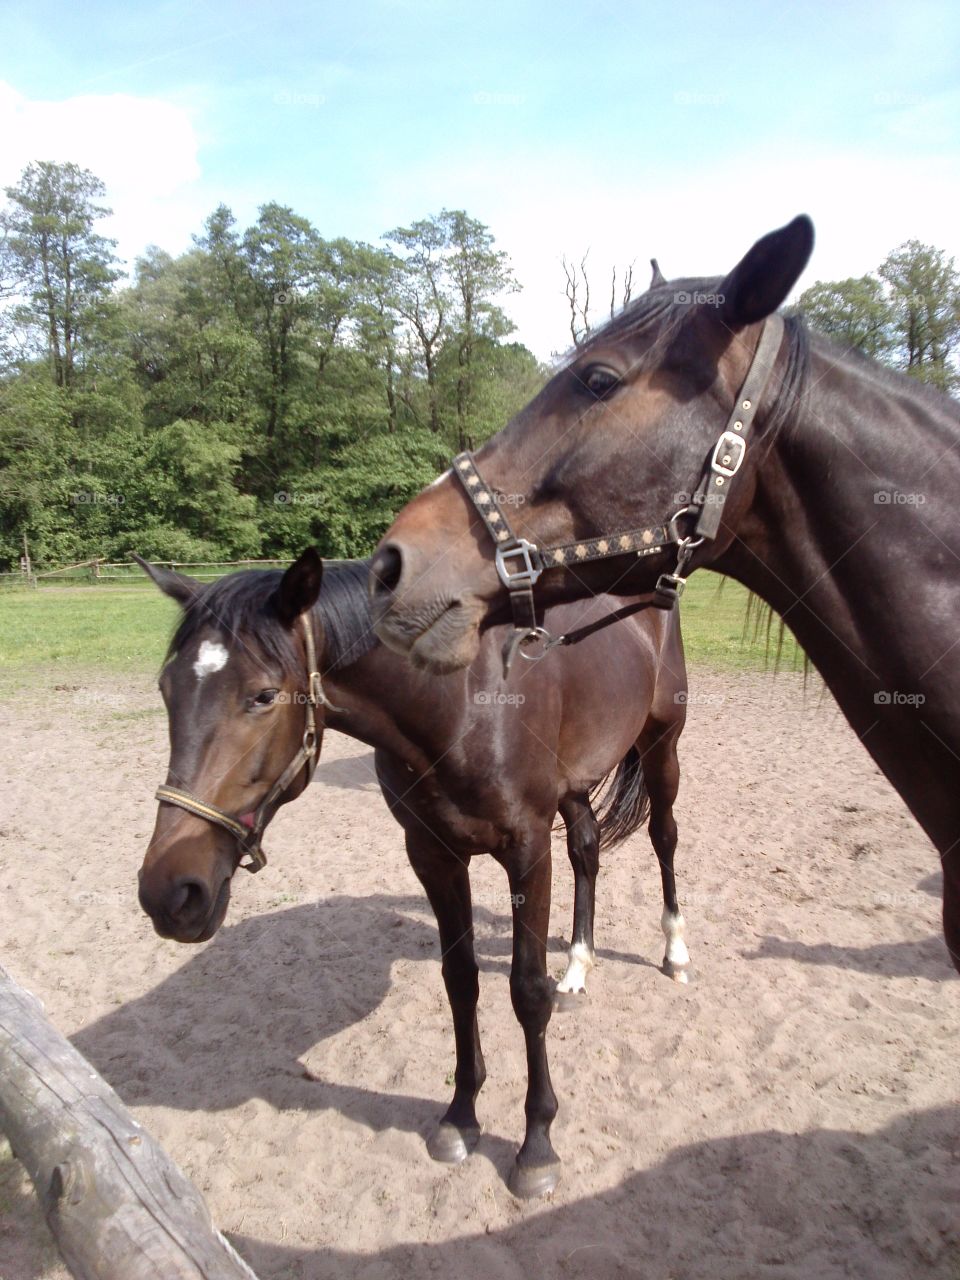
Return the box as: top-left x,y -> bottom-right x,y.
0,965 -> 260,1280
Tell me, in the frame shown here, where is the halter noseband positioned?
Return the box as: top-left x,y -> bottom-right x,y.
154,613 -> 327,873
453,314 -> 785,673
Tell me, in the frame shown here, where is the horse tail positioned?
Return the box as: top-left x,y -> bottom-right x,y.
591,745 -> 650,851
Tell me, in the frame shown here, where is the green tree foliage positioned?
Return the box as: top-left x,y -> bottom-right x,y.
798,243 -> 960,392
794,276 -> 894,360
0,163 -> 547,570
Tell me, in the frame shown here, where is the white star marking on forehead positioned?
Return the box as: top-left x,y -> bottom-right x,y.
193,640 -> 229,681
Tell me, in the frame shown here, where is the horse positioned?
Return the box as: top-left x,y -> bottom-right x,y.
135,549 -> 689,1197
368,214 -> 960,977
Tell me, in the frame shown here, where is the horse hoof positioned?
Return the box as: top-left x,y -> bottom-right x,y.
508,1159 -> 561,1199
663,960 -> 691,984
553,988 -> 586,1012
427,1122 -> 480,1164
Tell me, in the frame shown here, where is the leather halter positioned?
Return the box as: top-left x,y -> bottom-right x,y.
453,314 -> 785,673
154,613 -> 326,873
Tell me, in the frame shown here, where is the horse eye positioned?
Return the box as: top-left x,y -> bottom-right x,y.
581,366 -> 621,398
252,689 -> 279,707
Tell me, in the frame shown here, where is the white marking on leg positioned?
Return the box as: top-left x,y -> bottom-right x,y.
193,640 -> 229,680
661,907 -> 690,983
557,941 -> 595,994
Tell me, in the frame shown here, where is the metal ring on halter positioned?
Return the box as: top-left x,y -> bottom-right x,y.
669,506 -> 706,551
518,627 -> 554,660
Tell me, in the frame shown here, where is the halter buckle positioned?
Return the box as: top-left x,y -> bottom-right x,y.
653,571 -> 687,609
495,537 -> 543,590
308,670 -> 324,706
238,842 -> 267,874
710,430 -> 747,478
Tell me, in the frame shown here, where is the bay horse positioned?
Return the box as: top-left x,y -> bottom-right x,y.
136,550 -> 689,1197
368,214 -> 960,976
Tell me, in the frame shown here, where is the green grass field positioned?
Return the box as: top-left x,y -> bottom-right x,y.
0,571 -> 803,684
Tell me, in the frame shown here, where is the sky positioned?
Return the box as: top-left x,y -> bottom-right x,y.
1,0 -> 958,358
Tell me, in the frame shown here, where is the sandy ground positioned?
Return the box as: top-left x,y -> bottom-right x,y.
0,666 -> 957,1280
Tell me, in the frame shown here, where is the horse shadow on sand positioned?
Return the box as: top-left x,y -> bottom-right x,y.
72,896 -> 490,1138
73,894 -> 648,1170
224,1104 -> 960,1280
69,897 -> 959,1279
742,870 -> 957,980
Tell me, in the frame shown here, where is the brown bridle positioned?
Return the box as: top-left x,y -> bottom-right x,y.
453,314 -> 785,673
154,613 -> 328,873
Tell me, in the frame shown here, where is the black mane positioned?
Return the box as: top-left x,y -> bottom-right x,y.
166,558 -> 377,675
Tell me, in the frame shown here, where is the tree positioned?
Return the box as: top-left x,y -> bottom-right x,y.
0,168 -> 542,570
384,216 -> 450,434
442,209 -> 518,448
241,203 -> 322,438
796,276 -> 894,359
0,161 -> 121,388
561,251 -> 636,349
878,241 -> 960,392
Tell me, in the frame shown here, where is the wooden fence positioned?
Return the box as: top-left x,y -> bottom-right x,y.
0,963 -> 260,1279
1,558 -> 301,589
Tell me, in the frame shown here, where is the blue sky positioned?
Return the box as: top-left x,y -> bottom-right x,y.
2,0 -> 958,355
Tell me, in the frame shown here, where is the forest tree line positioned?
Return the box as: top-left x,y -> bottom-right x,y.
1,160 -> 957,571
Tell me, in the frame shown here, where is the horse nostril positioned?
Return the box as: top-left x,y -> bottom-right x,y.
168,877 -> 210,924
369,544 -> 403,600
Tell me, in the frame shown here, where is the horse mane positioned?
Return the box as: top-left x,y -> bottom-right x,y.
165,558 -> 377,675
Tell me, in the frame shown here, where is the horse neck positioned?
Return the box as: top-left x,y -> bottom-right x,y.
322,646 -> 455,777
717,343 -> 960,846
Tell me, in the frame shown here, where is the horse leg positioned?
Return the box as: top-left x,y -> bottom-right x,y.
499,839 -> 561,1198
556,793 -> 600,998
404,832 -> 485,1163
638,722 -> 690,983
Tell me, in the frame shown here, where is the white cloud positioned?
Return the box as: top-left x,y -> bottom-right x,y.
0,81 -> 205,269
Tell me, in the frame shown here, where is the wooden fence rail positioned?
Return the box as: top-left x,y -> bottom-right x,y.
1,557 -> 355,588
0,963 -> 259,1280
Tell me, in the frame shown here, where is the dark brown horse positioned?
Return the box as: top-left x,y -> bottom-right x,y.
136,551 -> 689,1197
369,214 -> 960,976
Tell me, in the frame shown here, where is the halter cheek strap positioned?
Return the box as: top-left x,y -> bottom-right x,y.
154,614 -> 325,873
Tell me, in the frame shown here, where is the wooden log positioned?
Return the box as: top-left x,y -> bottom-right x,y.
0,964 -> 259,1280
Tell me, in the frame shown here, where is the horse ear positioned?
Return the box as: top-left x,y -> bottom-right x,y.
274,547 -> 324,627
716,215 -> 814,329
132,554 -> 202,607
649,258 -> 666,288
